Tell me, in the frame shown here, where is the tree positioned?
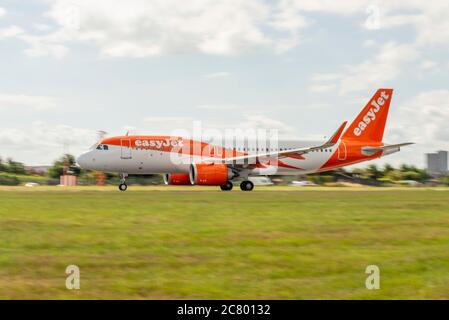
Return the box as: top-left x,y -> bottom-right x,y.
385,169 -> 404,181
0,175 -> 20,186
48,154 -> 81,179
395,164 -> 429,182
0,157 -> 6,172
383,164 -> 394,176
366,164 -> 383,179
399,164 -> 419,173
6,158 -> 26,175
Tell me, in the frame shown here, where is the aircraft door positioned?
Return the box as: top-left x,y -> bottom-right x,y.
338,141 -> 347,161
121,139 -> 132,159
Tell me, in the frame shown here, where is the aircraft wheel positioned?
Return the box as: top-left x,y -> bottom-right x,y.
220,181 -> 233,191
119,183 -> 128,191
240,180 -> 254,191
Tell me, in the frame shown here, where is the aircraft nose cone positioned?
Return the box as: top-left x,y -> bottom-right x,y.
76,153 -> 88,168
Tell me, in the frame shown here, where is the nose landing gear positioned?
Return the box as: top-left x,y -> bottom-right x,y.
220,180 -> 233,191
119,173 -> 128,192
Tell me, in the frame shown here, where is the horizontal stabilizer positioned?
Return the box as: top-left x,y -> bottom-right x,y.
362,142 -> 414,156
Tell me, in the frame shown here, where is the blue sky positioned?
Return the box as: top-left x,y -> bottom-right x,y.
0,0 -> 448,166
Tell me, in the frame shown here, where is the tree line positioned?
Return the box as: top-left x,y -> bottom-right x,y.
0,154 -> 161,186
0,154 -> 448,186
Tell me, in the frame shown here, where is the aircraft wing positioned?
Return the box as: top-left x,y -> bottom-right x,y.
217,121 -> 348,165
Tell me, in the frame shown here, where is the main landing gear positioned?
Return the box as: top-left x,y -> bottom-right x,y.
119,173 -> 128,192
219,180 -> 255,191
220,180 -> 234,191
240,180 -> 254,191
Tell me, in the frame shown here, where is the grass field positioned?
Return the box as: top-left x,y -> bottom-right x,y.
1,186 -> 449,299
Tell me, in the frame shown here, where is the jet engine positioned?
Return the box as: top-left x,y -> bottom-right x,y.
163,173 -> 192,185
189,163 -> 233,185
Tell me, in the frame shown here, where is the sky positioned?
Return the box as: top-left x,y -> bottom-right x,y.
0,0 -> 448,167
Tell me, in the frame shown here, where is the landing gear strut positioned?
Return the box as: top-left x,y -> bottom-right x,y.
220,180 -> 233,191
119,173 -> 128,192
240,180 -> 254,191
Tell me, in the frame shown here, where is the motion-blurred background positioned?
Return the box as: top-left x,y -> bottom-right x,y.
1,1 -> 449,300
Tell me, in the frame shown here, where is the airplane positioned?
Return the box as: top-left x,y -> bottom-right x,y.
76,88 -> 413,191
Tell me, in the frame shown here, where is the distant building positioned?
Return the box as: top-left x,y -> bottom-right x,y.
426,151 -> 448,176
25,165 -> 51,174
60,175 -> 77,186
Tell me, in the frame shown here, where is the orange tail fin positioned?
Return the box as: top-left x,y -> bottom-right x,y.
342,88 -> 393,142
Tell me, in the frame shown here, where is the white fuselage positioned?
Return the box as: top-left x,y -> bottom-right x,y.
77,138 -> 341,176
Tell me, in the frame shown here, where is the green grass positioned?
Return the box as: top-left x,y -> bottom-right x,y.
1,187 -> 449,299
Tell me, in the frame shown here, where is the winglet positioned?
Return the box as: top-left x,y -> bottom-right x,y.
326,121 -> 347,145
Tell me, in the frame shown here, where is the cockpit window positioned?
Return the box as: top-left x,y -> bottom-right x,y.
96,144 -> 109,151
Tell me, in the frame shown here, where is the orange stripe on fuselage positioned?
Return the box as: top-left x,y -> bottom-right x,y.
100,136 -> 247,159
284,154 -> 305,160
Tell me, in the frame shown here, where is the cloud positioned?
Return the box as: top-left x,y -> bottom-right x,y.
141,116 -> 198,134
310,42 -> 419,95
204,72 -> 231,79
34,0 -> 284,58
0,24 -> 68,58
22,37 -> 69,59
32,23 -> 53,32
2,1 -> 449,59
381,2 -> 449,46
0,7 -> 5,18
195,104 -> 239,110
272,1 -> 449,48
420,60 -> 437,71
144,116 -> 195,124
141,112 -> 298,137
0,122 -> 97,165
311,73 -> 340,82
381,90 -> 449,166
0,26 -> 24,38
0,94 -> 59,111
3,0 -> 356,58
308,84 -> 336,93
238,114 -> 296,136
390,90 -> 449,144
363,39 -> 377,47
340,42 -> 418,94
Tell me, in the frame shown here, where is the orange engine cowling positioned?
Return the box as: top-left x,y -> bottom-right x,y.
163,173 -> 192,185
189,163 -> 232,185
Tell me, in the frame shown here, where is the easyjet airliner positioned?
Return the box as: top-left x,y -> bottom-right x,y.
77,89 -> 412,191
